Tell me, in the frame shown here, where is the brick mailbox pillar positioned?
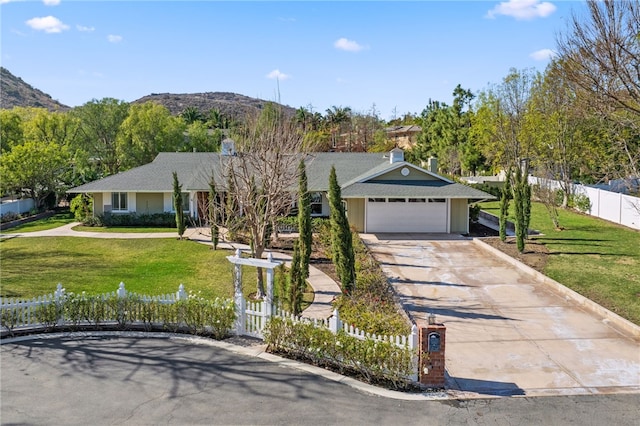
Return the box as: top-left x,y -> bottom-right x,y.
419,323 -> 446,388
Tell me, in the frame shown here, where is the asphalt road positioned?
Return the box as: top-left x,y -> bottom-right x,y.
1,334 -> 638,425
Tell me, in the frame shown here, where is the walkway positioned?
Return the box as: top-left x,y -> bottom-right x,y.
1,223 -> 341,319
361,233 -> 640,398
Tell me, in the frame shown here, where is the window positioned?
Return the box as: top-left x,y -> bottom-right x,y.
428,198 -> 446,203
173,192 -> 189,212
408,198 -> 426,203
310,192 -> 323,215
112,192 -> 128,211
388,198 -> 406,203
368,198 -> 386,203
181,192 -> 189,212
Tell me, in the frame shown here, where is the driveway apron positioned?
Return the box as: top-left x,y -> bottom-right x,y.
361,233 -> 640,398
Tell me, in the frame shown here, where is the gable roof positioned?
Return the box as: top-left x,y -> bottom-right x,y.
68,151 -> 494,200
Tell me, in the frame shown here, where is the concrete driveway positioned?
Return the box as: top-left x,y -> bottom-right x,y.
361,233 -> 640,398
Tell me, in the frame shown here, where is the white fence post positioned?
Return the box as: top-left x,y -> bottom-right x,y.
54,283 -> 65,302
176,284 -> 187,300
117,282 -> 126,298
265,252 -> 274,318
329,309 -> 341,334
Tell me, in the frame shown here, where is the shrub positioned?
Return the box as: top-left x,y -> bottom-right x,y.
572,194 -> 591,213
70,194 -> 93,221
98,212 -> 176,227
264,316 -> 416,390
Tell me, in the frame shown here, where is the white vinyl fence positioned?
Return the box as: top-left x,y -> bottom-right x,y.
1,283 -> 417,353
528,176 -> 640,230
0,198 -> 35,217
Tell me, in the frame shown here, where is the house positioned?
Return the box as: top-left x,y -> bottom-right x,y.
68,148 -> 493,234
384,125 -> 422,150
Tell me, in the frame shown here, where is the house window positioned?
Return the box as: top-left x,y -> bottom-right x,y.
368,198 -> 386,203
310,192 -> 323,215
174,192 -> 189,212
408,198 -> 426,203
112,192 -> 128,211
428,198 -> 446,203
388,198 -> 406,203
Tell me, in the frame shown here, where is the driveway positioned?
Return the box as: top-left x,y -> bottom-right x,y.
361,233 -> 640,398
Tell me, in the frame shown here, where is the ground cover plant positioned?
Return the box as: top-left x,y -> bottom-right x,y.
481,201 -> 640,325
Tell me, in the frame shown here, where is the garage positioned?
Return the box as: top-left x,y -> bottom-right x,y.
365,197 -> 448,233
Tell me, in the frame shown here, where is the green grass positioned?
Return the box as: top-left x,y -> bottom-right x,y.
481,201 -> 640,324
72,225 -> 177,233
1,212 -> 75,233
0,236 -> 272,301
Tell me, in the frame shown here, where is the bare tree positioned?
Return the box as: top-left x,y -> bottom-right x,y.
556,0 -> 640,117
556,0 -> 640,188
225,105 -> 307,298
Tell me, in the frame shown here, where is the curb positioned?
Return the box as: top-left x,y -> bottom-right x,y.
473,238 -> 640,340
0,331 -> 449,401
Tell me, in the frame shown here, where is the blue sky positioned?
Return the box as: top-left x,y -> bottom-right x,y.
1,0 -> 584,120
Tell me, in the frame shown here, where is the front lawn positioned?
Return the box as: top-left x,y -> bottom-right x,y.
1,237 -> 256,300
1,212 -> 75,233
481,201 -> 640,325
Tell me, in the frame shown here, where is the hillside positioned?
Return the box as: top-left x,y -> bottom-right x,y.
133,92 -> 296,121
0,67 -> 69,111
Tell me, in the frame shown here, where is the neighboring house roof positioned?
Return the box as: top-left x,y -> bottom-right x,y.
384,125 -> 422,135
68,151 -> 494,200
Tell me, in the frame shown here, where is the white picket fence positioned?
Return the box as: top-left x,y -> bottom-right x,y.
528,176 -> 640,230
1,283 -> 417,353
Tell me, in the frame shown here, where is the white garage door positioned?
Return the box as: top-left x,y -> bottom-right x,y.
366,198 -> 447,233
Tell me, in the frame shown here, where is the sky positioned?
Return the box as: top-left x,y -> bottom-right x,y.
1,0 -> 586,121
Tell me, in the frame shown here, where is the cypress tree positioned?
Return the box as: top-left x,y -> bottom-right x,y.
328,166 -> 355,294
512,167 -> 529,253
208,176 -> 219,250
499,168 -> 512,242
287,239 -> 304,315
172,171 -> 186,239
297,159 -> 312,280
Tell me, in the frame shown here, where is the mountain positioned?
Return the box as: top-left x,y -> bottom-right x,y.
0,67 -> 69,111
132,92 -> 296,122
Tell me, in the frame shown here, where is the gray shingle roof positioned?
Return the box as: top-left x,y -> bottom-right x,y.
341,180 -> 493,199
68,151 -> 494,200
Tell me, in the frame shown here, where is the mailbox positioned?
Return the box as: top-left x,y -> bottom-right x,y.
428,332 -> 441,352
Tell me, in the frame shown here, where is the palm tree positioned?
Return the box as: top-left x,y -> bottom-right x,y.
180,106 -> 204,124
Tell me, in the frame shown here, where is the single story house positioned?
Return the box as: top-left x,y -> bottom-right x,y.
68,148 -> 493,234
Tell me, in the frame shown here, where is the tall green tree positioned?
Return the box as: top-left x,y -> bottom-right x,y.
328,166 -> 355,294
185,121 -> 222,152
71,98 -> 129,178
499,169 -> 512,242
297,159 -> 312,280
172,171 -> 186,239
286,239 -> 304,315
208,176 -> 219,250
0,109 -> 24,153
0,140 -> 70,209
117,102 -> 186,169
511,167 -> 531,253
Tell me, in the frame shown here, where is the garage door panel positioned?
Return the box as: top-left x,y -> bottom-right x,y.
366,201 -> 447,232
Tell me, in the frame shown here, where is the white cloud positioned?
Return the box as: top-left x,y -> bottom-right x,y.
43,0 -> 61,5
107,34 -> 123,43
486,0 -> 556,20
334,37 -> 365,52
266,69 -> 291,80
530,48 -> 557,61
76,24 -> 95,32
25,16 -> 69,33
